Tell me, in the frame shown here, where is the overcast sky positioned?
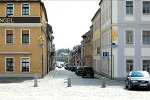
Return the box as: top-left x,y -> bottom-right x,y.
42,0 -> 100,50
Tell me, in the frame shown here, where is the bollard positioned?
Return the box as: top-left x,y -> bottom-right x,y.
68,77 -> 71,87
101,77 -> 106,88
34,76 -> 38,87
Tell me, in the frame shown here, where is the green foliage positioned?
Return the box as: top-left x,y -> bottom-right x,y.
73,45 -> 80,50
57,48 -> 70,56
56,45 -> 79,62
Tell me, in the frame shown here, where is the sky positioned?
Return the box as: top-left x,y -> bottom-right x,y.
42,0 -> 100,50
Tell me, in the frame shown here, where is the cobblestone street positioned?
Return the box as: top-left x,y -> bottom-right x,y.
0,67 -> 150,100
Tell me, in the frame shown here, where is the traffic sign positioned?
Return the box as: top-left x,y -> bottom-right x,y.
103,52 -> 109,57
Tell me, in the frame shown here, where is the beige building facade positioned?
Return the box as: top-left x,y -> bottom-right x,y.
91,8 -> 101,74
82,30 -> 92,67
0,0 -> 54,78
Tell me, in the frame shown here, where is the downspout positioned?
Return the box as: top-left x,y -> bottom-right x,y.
46,27 -> 49,73
110,0 -> 113,80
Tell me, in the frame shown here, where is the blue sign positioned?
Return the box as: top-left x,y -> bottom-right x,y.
103,52 -> 109,57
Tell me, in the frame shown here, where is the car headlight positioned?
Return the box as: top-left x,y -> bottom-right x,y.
131,80 -> 138,83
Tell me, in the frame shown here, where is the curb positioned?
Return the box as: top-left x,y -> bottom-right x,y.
94,74 -> 125,83
44,70 -> 57,79
50,70 -> 57,79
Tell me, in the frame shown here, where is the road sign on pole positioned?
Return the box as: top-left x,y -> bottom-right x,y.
103,52 -> 109,57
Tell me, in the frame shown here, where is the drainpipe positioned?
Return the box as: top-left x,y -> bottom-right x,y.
110,0 -> 113,80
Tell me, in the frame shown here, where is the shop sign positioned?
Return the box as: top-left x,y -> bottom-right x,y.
0,18 -> 14,23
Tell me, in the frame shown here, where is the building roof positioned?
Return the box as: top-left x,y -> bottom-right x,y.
82,30 -> 91,38
99,0 -> 103,5
91,8 -> 100,21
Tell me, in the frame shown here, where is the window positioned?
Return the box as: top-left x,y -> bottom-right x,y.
126,1 -> 133,15
22,30 -> 29,43
142,31 -> 150,44
142,60 -> 150,73
6,58 -> 14,71
97,47 -> 100,54
22,4 -> 29,15
126,30 -> 133,44
6,4 -> 13,15
126,59 -> 133,73
143,1 -> 150,14
21,58 -> 30,72
6,30 -> 13,43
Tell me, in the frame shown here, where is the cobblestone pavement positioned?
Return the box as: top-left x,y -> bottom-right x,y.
0,67 -> 150,100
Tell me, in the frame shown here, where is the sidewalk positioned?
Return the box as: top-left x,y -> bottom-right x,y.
94,73 -> 125,83
44,69 -> 57,79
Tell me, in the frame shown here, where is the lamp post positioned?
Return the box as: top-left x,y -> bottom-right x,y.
38,34 -> 44,78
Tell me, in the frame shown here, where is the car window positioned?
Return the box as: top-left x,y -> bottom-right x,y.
131,72 -> 143,77
84,67 -> 93,70
131,72 -> 150,77
79,67 -> 83,70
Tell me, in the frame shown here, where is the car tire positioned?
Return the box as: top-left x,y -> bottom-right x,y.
82,74 -> 84,78
91,74 -> 94,78
128,82 -> 132,90
125,84 -> 128,88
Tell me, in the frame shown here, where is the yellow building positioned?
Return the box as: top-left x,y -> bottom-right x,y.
0,0 -> 54,78
91,8 -> 101,74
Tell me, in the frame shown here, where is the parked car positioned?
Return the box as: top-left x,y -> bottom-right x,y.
68,65 -> 73,71
64,64 -> 69,70
125,71 -> 150,90
58,66 -> 62,68
75,66 -> 83,75
82,66 -> 94,78
71,66 -> 77,72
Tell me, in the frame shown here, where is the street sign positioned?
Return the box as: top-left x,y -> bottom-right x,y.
103,52 -> 109,57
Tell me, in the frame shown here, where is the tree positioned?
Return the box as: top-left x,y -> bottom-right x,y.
56,48 -> 71,62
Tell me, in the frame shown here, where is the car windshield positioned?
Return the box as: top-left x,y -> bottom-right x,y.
84,67 -> 93,71
131,71 -> 150,77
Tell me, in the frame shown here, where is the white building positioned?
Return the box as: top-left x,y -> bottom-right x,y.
99,0 -> 150,80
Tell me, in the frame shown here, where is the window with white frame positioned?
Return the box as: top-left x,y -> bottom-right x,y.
126,30 -> 133,44
6,30 -> 13,43
143,1 -> 150,14
126,1 -> 133,15
6,4 -> 13,15
21,58 -> 30,72
142,31 -> 150,44
142,60 -> 150,73
22,30 -> 29,43
22,4 -> 29,15
126,59 -> 133,73
6,58 -> 14,71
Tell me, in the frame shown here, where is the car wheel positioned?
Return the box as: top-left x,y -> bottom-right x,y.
82,74 -> 84,78
128,82 -> 132,90
125,80 -> 128,88
91,74 -> 94,78
125,84 -> 128,88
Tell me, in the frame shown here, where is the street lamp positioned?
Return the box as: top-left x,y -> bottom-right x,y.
38,34 -> 44,78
